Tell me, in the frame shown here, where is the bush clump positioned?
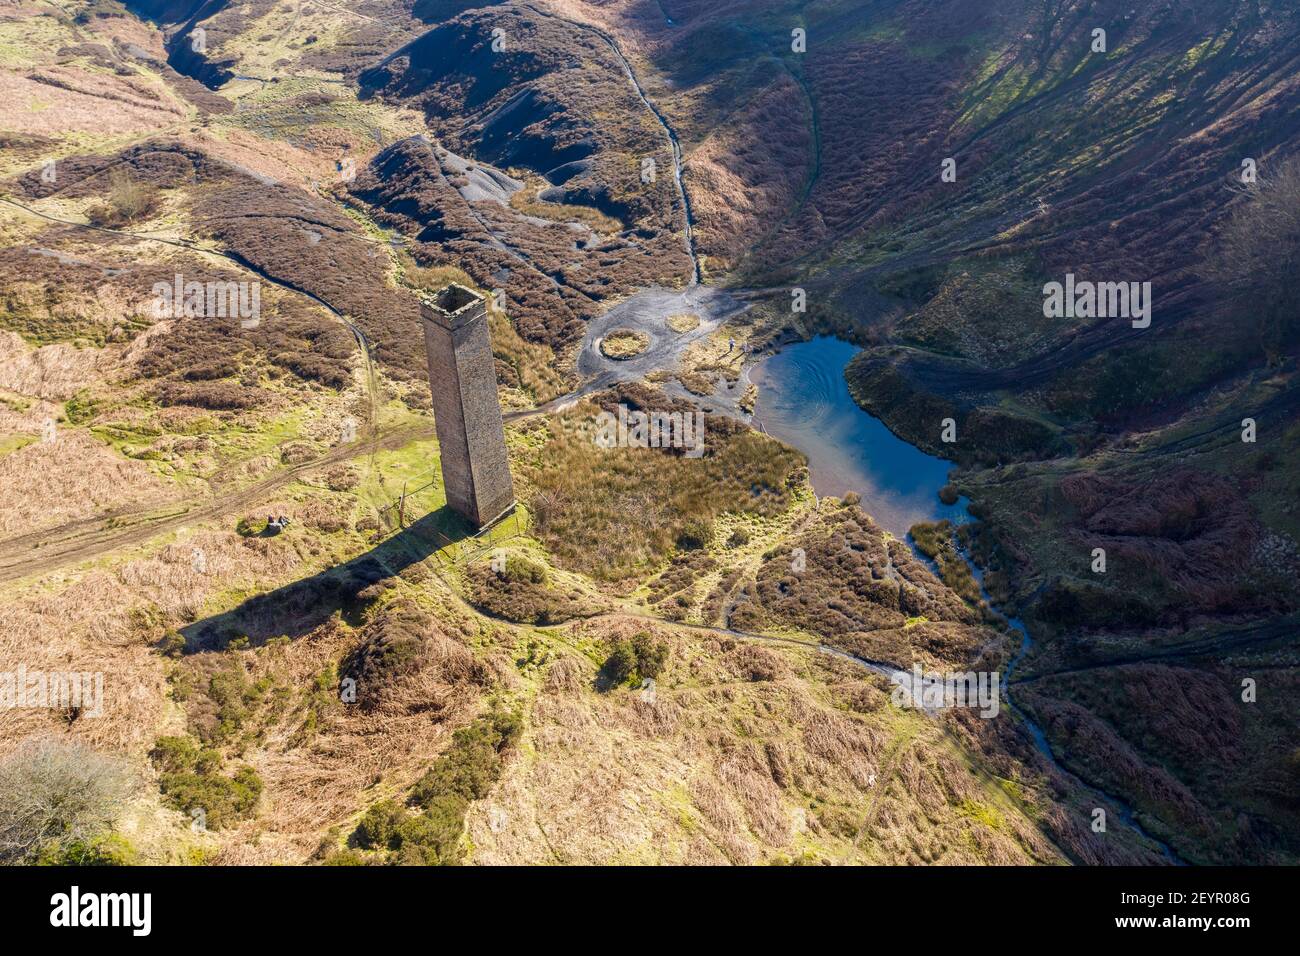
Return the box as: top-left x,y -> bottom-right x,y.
355,799 -> 406,851
602,640 -> 638,686
87,169 -> 161,227
468,554 -> 589,625
600,631 -> 668,689
150,735 -> 263,830
408,709 -> 522,808
726,527 -> 751,548
503,554 -> 547,585
64,392 -> 99,425
35,833 -> 139,866
909,520 -> 982,605
0,737 -> 139,864
340,602 -> 437,708
158,380 -> 270,411
158,631 -> 187,658
676,517 -> 713,551
347,709 -> 521,865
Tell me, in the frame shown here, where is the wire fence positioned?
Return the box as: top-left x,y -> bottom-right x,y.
376,470 -> 529,567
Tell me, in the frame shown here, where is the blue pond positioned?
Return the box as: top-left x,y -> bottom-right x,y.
752,336 -> 968,535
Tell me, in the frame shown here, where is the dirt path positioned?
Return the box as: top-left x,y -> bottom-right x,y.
0,181 -> 660,585
0,192 -> 400,581
0,366 -> 609,587
0,423 -> 434,586
522,2 -> 700,284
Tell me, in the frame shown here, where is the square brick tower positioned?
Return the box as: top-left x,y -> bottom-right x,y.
420,284 -> 515,530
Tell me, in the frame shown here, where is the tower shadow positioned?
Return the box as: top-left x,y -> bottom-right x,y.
176,506 -> 477,654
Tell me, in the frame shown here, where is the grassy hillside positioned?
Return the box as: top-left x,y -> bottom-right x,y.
2,0 -> 1294,866
584,0 -> 1300,862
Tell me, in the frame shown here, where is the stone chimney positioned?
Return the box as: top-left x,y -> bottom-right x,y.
419,284 -> 515,529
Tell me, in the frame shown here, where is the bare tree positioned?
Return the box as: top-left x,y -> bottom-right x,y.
86,169 -> 160,228
0,737 -> 139,864
1206,157 -> 1300,365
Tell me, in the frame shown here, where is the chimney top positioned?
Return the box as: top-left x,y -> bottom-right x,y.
419,283 -> 486,329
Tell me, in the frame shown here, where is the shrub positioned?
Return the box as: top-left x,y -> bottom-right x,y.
64,391 -> 98,425
151,735 -> 262,830
321,848 -> 369,865
36,833 -> 138,866
154,764 -> 261,827
158,631 -> 187,658
158,380 -> 269,411
601,632 -> 668,688
340,602 -> 443,708
151,735 -> 207,774
602,640 -> 638,686
468,559 -> 586,625
355,799 -> 407,851
409,710 -> 521,806
298,664 -> 339,739
676,518 -> 713,551
184,358 -> 240,381
648,550 -> 717,608
909,521 -> 982,605
325,465 -> 361,491
726,527 -> 751,548
392,797 -> 465,864
280,442 -> 315,465
87,169 -> 161,227
504,554 -> 547,585
351,794 -> 468,865
156,766 -> 262,830
631,631 -> 668,680
909,521 -> 949,560
350,710 -> 520,865
204,667 -> 264,744
0,738 -> 139,864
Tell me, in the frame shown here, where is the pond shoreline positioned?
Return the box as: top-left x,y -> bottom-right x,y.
750,335 -> 966,536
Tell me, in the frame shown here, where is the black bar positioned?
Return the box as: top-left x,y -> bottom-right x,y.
0,865 -> 1284,942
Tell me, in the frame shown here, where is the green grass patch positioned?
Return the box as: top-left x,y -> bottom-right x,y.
0,434 -> 36,457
